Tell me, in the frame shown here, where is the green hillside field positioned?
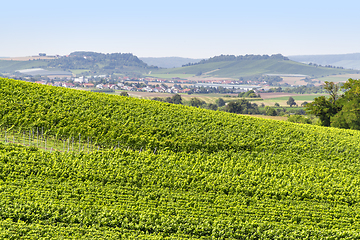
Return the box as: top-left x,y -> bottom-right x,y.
0,60 -> 49,73
152,59 -> 358,79
1,78 -> 360,238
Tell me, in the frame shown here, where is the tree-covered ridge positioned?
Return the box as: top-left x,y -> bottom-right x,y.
47,51 -> 154,70
183,54 -> 289,66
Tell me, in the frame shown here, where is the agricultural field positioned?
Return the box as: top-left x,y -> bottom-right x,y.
317,73 -> 360,83
146,73 -> 195,79
259,93 -> 327,106
1,78 -> 360,238
127,91 -> 325,107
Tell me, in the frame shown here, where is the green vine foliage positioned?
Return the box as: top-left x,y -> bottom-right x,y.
1,78 -> 360,238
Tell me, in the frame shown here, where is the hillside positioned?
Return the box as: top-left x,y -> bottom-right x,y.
0,60 -> 49,73
1,78 -> 360,238
151,54 -> 358,79
289,53 -> 360,70
0,52 -> 157,76
140,57 -> 203,68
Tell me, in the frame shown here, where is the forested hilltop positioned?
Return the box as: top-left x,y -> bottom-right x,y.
48,51 -> 152,70
1,78 -> 360,238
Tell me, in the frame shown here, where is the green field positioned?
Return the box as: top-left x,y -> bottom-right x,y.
146,73 -> 195,79
152,58 -> 358,79
70,69 -> 90,75
318,74 -> 360,83
0,60 -> 49,73
2,78 -> 360,238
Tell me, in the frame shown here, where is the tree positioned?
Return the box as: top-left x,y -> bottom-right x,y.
120,91 -> 129,97
225,99 -> 259,114
216,98 -> 226,107
286,97 -> 296,107
171,94 -> 182,104
206,103 -> 218,111
165,97 -> 173,103
330,79 -> 360,129
265,106 -> 277,116
190,98 -> 206,108
301,101 -> 308,107
274,103 -> 280,107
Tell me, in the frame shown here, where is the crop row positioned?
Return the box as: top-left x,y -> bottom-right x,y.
1,143 -> 360,238
1,78 -> 360,156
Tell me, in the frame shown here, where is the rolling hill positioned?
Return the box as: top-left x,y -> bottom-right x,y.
140,57 -> 203,68
0,51 -> 157,76
1,78 -> 360,238
151,54 -> 359,79
289,53 -> 360,70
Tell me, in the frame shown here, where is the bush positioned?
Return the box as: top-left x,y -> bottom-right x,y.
287,115 -> 312,124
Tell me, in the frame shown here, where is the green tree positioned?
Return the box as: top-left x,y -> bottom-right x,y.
274,103 -> 280,107
215,98 -> 226,107
301,101 -> 308,107
265,106 -> 277,116
206,103 -> 218,111
165,97 -> 173,103
171,94 -> 182,104
286,97 -> 296,107
287,115 -> 312,124
225,99 -> 259,114
120,91 -> 129,97
306,81 -> 342,126
330,79 -> 360,129
190,98 -> 206,108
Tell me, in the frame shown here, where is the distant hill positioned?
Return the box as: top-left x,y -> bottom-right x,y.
140,57 -> 203,68
0,60 -> 49,73
0,51 -> 157,75
152,54 -> 358,79
289,53 -> 360,70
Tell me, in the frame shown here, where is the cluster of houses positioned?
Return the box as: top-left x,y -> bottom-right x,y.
33,80 -> 192,94
95,83 -> 191,94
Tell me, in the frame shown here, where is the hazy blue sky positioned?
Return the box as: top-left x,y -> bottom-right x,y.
2,0 -> 360,58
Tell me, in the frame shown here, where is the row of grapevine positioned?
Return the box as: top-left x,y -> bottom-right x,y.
1,78 -> 360,156
2,78 -> 360,238
0,143 -> 360,238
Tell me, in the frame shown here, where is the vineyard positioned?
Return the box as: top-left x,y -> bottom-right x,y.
1,78 -> 360,238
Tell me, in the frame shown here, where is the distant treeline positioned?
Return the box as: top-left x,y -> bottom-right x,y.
47,51 -> 155,71
183,54 -> 289,67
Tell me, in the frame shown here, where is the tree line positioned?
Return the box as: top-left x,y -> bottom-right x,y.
306,78 -> 360,129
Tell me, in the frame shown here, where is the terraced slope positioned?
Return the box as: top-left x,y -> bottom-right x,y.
1,78 -> 360,238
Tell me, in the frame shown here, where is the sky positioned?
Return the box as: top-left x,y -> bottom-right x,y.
1,0 -> 360,58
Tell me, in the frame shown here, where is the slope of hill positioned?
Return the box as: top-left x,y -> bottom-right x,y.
0,60 -> 49,73
140,57 -> 203,68
0,52 -> 157,75
151,54 -> 358,79
1,78 -> 360,238
289,53 -> 360,70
